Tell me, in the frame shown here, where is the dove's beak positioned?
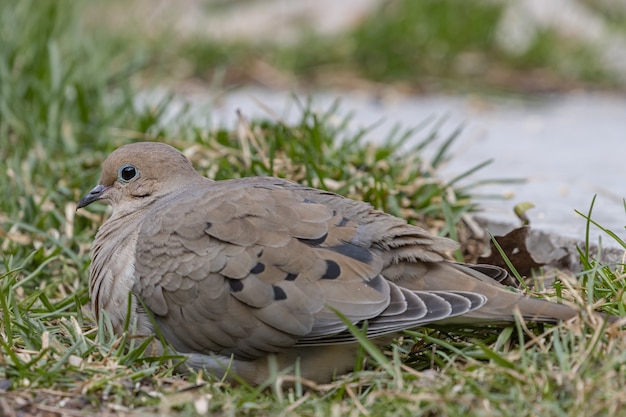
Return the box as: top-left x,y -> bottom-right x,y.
77,184 -> 108,209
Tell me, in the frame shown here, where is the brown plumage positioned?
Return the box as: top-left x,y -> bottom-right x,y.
78,141 -> 589,384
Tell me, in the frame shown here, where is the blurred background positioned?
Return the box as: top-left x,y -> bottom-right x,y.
83,0 -> 626,93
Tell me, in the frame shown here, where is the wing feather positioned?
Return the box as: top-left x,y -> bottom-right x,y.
134,178 -> 486,359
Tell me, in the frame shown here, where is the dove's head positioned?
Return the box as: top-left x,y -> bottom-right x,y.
77,142 -> 201,210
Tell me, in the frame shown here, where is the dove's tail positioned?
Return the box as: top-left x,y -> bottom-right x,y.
458,289 -> 621,326
461,291 -> 580,324
398,261 -> 617,326
454,263 -> 616,325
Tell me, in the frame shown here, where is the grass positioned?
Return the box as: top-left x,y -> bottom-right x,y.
1,0 -> 625,416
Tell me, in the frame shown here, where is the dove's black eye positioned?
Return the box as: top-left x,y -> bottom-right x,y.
118,164 -> 139,183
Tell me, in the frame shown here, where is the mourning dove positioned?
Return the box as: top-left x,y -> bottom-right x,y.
78,141 -> 588,384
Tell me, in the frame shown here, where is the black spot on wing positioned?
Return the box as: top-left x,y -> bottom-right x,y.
364,275 -> 386,293
336,217 -> 350,227
228,279 -> 243,292
322,260 -> 341,280
302,198 -> 316,204
298,233 -> 328,246
285,272 -> 298,281
250,262 -> 265,274
329,243 -> 373,264
273,285 -> 287,300
205,222 -> 212,230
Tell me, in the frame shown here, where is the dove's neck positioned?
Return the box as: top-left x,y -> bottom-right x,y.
89,209 -> 148,334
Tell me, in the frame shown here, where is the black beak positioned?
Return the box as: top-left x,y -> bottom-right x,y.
77,184 -> 107,209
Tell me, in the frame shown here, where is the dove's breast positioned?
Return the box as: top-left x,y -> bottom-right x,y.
89,212 -> 151,335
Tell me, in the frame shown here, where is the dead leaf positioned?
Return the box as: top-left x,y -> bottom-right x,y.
479,226 -> 544,279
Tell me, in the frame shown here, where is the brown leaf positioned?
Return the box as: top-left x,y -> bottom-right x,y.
478,226 -> 544,280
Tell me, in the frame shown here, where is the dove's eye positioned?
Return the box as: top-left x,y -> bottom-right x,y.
118,164 -> 139,183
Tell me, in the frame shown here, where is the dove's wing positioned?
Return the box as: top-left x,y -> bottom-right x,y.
133,177 -> 486,359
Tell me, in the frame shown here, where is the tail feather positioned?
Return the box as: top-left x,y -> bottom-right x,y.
394,261 -> 583,325
463,292 -> 579,324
